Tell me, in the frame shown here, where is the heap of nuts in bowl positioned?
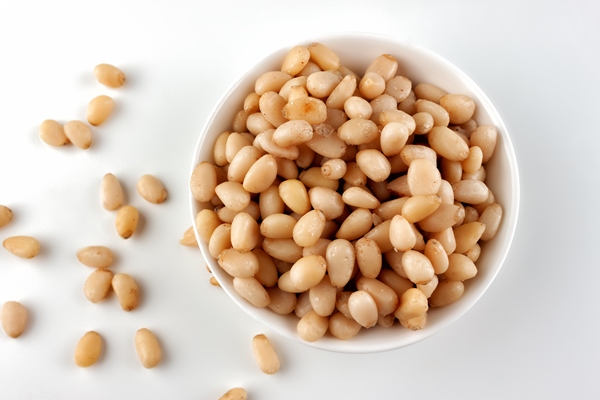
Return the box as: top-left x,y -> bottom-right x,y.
190,42 -> 503,342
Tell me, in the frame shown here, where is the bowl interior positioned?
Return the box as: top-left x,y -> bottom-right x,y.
190,32 -> 520,353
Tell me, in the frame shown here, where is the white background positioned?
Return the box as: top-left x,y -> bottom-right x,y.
1,1 -> 599,399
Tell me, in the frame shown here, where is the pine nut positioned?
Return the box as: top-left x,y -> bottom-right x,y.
63,120 -> 92,149
135,328 -> 162,368
74,331 -> 103,367
84,269 -> 113,303
112,273 -> 139,311
1,301 -> 28,338
77,246 -> 113,268
39,119 -> 68,146
3,236 -> 40,259
115,205 -> 139,239
252,334 -> 280,374
101,173 -> 124,211
93,63 -> 125,88
86,95 -> 115,126
137,174 -> 167,204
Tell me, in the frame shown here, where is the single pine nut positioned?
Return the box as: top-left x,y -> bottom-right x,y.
445,253 -> 478,281
337,118 -> 378,145
424,238 -> 449,274
452,180 -> 489,204
196,209 -> 222,243
453,221 -> 486,253
209,223 -> 232,260
407,158 -> 442,196
306,71 -> 341,98
415,99 -> 449,127
93,63 -> 125,88
1,301 -> 28,338
418,203 -> 465,233
86,95 -> 115,126
255,71 -> 292,96
282,45 -> 311,75
307,42 -> 341,70
282,96 -> 327,125
440,94 -> 476,125
479,203 -> 503,241
215,181 -> 251,212
259,91 -> 288,127
328,312 -> 362,340
267,287 -> 297,314
359,72 -> 386,100
289,255 -> 327,291
278,179 -> 310,215
252,248 -> 279,288
233,277 -> 270,307
402,250 -> 435,285
336,208 -> 373,241
428,126 -> 470,161
252,334 -> 280,374
74,331 -> 103,367
380,122 -> 409,156
384,75 -> 412,102
112,273 -> 139,311
430,280 -> 464,307
355,237 -> 382,279
414,83 -> 448,103
115,205 -> 139,239
39,119 -> 68,146
77,246 -> 113,268
342,186 -> 380,209
230,212 -> 260,252
137,174 -> 167,204
389,214 -> 417,251
297,310 -> 329,342
356,149 -> 391,182
101,173 -> 124,211
3,236 -> 40,259
292,210 -> 326,247
262,238 -> 303,264
135,328 -> 162,368
63,120 -> 92,149
218,248 -> 259,278
84,269 -> 113,303
326,74 -> 357,109
348,290 -> 378,328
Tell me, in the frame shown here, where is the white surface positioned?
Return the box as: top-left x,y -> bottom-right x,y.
0,1 -> 598,399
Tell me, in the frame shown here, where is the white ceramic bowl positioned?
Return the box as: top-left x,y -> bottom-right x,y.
190,32 -> 519,353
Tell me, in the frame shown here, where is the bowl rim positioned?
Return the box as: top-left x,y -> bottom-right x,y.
189,31 -> 520,353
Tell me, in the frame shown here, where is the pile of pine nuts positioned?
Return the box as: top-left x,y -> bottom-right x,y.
191,42 -> 503,342
2,64 -> 167,369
